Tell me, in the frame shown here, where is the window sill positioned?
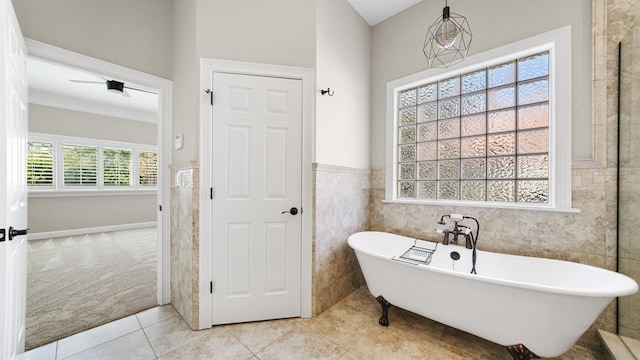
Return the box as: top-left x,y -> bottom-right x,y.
28,189 -> 157,198
382,198 -> 580,213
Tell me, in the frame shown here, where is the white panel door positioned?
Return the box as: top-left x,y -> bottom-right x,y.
0,0 -> 28,358
211,72 -> 302,325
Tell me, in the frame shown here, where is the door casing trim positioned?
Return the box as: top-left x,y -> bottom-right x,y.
25,38 -> 173,305
199,59 -> 314,329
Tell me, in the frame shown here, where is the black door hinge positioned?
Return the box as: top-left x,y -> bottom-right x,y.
204,89 -> 213,105
210,281 -> 213,294
0,228 -> 5,242
159,205 -> 162,211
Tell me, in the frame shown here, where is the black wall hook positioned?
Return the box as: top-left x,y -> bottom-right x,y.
321,88 -> 334,96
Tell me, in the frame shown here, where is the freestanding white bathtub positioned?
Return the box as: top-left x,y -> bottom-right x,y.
348,231 -> 638,359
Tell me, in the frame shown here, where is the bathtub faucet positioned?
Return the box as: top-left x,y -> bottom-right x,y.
436,214 -> 481,274
436,214 -> 473,249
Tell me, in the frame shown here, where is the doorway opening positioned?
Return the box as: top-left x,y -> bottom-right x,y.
24,39 -> 172,348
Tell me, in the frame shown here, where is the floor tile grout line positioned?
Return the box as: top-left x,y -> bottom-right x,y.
56,328 -> 145,360
139,326 -> 160,359
227,330 -> 258,359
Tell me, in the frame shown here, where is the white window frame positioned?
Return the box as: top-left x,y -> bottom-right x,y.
385,26 -> 576,212
28,132 -> 158,196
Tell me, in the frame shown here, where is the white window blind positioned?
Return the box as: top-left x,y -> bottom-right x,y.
63,144 -> 98,186
139,151 -> 158,187
27,141 -> 54,187
103,147 -> 132,187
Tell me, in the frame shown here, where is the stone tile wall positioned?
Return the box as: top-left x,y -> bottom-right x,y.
313,164 -> 370,315
169,161 -> 200,329
603,0 -> 640,340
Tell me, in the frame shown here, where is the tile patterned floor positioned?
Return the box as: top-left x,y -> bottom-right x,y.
24,287 -> 605,360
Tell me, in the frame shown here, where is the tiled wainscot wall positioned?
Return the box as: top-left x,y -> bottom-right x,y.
170,161 -> 200,329
313,164 -> 370,315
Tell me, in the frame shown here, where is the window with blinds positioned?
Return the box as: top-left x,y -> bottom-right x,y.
63,144 -> 98,186
103,147 -> 132,187
27,141 -> 54,187
28,134 -> 158,192
139,151 -> 158,187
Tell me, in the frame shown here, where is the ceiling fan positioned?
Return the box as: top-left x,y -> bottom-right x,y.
68,77 -> 155,97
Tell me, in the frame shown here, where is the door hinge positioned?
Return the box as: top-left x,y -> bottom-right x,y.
159,205 -> 162,212
204,89 -> 213,106
210,281 -> 214,294
210,187 -> 214,200
0,228 -> 5,242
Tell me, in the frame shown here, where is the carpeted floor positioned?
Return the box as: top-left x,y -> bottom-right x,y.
25,227 -> 157,350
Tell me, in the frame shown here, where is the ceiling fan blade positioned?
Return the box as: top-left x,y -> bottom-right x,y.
69,79 -> 105,84
122,89 -> 132,98
124,85 -> 157,95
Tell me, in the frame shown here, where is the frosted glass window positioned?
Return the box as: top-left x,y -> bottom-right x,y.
439,77 -> 460,99
438,98 -> 460,119
418,162 -> 437,180
418,122 -> 437,142
487,133 -> 516,156
438,160 -> 460,179
418,181 -> 437,199
399,126 -> 416,144
438,118 -> 460,139
419,84 -> 438,103
487,86 -> 516,111
518,103 -> 549,130
438,181 -> 459,200
399,181 -> 416,198
461,181 -> 485,201
399,163 -> 416,180
518,52 -> 549,82
462,70 -> 486,94
518,79 -> 549,105
400,108 -> 417,125
488,109 -> 516,133
461,136 -> 486,158
418,102 -> 438,122
488,62 -> 515,88
462,93 -> 486,115
461,114 -> 486,136
399,89 -> 417,108
417,142 -> 437,161
394,50 -> 550,204
438,139 -> 460,159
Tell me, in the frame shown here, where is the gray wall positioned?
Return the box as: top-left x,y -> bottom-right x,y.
28,104 -> 157,234
30,104 -> 157,145
316,0 -> 371,169
12,0 -> 173,79
370,0 -> 592,169
171,0 -> 317,163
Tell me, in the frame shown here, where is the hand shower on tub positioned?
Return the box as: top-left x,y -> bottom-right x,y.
436,214 -> 480,274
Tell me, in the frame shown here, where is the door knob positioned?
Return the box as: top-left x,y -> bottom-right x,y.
281,207 -> 299,215
8,226 -> 29,241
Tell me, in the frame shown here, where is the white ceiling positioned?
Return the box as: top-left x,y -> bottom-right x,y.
27,58 -> 159,123
347,0 -> 422,26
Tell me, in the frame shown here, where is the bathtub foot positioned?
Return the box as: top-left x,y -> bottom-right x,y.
506,344 -> 539,360
376,295 -> 391,326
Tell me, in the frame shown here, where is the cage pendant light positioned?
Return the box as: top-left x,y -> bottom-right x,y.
423,0 -> 472,68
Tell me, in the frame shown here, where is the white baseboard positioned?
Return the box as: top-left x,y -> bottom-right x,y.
29,222 -> 157,241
